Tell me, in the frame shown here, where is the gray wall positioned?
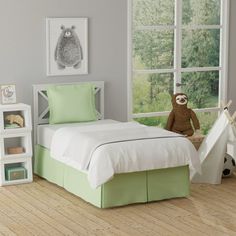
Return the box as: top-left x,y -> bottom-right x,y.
0,0 -> 128,121
0,0 -> 235,122
228,0 -> 236,112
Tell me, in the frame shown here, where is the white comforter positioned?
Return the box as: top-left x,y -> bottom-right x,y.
50,121 -> 200,188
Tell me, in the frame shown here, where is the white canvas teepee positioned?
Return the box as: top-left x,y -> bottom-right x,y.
191,109 -> 236,184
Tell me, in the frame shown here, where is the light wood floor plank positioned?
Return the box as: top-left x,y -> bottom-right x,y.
1,188 -> 66,236
35,178 -> 147,236
0,192 -> 51,236
134,204 -> 203,235
23,184 -> 113,234
37,175 -> 236,235
38,176 -> 191,235
169,196 -> 236,232
140,203 -> 201,235
0,221 -> 16,236
163,200 -> 236,235
32,180 -> 113,232
7,186 -> 86,236
0,208 -> 33,236
1,175 -> 236,235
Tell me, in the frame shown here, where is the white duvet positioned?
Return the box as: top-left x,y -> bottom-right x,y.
50,121 -> 200,188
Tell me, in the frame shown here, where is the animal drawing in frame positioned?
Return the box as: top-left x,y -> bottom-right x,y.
46,18 -> 88,76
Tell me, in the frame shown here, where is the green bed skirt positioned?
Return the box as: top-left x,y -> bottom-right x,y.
34,145 -> 190,208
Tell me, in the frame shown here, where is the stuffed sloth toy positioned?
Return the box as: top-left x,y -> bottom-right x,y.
166,93 -> 200,136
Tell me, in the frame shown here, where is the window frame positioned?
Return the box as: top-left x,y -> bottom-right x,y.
127,0 -> 230,121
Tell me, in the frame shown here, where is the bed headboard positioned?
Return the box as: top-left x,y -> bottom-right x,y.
33,81 -> 104,143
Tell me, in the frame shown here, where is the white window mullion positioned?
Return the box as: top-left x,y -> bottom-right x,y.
135,25 -> 176,31
174,0 -> 182,94
134,67 -> 221,75
127,0 -> 133,121
133,107 -> 221,119
182,25 -> 222,30
219,0 -> 230,106
133,111 -> 173,118
181,67 -> 222,73
134,68 -> 176,75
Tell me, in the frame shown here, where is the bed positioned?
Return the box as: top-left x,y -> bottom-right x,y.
33,81 -> 199,208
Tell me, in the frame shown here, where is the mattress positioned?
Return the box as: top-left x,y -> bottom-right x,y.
37,119 -> 119,149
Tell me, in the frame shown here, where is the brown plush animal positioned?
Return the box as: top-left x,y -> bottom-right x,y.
166,93 -> 200,136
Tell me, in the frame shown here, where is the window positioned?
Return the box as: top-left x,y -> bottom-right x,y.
128,0 -> 229,134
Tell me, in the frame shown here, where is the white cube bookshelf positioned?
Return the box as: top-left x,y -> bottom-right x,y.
0,103 -> 33,186
0,157 -> 32,186
0,103 -> 32,134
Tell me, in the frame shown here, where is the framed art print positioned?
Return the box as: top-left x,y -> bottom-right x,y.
1,84 -> 16,104
46,17 -> 88,76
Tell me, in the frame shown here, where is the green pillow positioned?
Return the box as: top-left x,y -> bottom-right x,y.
47,84 -> 98,124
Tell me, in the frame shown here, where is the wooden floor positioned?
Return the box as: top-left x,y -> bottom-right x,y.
0,177 -> 236,236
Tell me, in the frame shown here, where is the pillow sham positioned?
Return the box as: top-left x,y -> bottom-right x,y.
47,83 -> 97,124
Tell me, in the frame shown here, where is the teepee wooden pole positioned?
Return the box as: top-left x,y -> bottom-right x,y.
221,100 -> 232,110
231,111 -> 236,122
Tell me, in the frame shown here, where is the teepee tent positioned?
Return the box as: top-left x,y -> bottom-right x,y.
191,107 -> 236,184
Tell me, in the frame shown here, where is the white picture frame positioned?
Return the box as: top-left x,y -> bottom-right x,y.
46,17 -> 88,76
0,84 -> 16,104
